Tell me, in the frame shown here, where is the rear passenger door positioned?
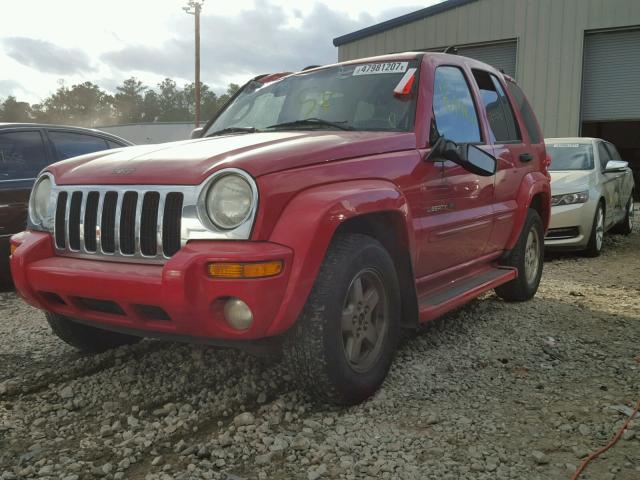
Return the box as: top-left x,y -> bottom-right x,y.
480,76 -> 544,252
0,129 -> 50,236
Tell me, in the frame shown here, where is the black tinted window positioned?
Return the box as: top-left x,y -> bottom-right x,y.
505,81 -> 541,144
472,70 -> 520,142
0,130 -> 48,180
48,131 -> 109,160
598,142 -> 611,170
433,66 -> 481,143
605,142 -> 621,161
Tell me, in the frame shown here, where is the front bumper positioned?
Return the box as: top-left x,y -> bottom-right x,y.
544,200 -> 597,249
10,231 -> 294,341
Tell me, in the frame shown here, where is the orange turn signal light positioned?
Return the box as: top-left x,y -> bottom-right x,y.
207,261 -> 283,279
9,244 -> 18,256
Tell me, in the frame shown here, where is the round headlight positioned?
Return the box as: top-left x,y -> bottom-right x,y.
30,175 -> 52,225
205,174 -> 254,229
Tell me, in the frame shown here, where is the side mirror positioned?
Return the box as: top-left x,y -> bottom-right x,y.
604,160 -> 628,173
427,137 -> 496,176
190,127 -> 204,139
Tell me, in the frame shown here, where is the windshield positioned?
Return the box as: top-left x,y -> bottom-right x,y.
546,143 -> 594,171
204,60 -> 419,136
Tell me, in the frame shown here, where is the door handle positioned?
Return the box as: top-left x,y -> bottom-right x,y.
519,153 -> 533,162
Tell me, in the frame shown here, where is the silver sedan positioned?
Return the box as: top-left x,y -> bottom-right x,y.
544,138 -> 635,256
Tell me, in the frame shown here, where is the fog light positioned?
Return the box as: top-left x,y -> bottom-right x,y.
224,298 -> 253,330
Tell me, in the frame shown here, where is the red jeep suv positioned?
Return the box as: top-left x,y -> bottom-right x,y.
10,53 -> 550,404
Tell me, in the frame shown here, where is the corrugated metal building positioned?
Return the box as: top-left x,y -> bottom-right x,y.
334,0 -> 640,179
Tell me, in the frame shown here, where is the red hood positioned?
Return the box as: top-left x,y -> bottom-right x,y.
48,131 -> 416,185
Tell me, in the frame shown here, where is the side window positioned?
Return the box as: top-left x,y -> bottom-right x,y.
597,142 -> 611,171
604,142 -> 622,161
505,80 -> 542,144
432,66 -> 481,144
48,131 -> 109,160
472,70 -> 520,143
0,131 -> 48,180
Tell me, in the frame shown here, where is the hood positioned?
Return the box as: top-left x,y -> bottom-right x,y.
48,131 -> 416,185
550,170 -> 595,195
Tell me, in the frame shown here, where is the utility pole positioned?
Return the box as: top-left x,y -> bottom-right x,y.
183,0 -> 204,127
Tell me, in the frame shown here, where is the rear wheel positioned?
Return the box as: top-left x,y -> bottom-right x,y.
495,209 -> 544,302
284,234 -> 400,405
612,196 -> 634,235
584,202 -> 605,257
46,312 -> 141,353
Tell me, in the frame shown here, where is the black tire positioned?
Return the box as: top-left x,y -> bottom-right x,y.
46,312 -> 141,353
611,196 -> 634,235
495,209 -> 544,302
584,202 -> 605,257
284,234 -> 401,405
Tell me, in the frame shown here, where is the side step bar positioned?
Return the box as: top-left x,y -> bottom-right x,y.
418,266 -> 517,323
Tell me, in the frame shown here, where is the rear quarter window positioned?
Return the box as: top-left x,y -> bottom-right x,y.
505,81 -> 542,144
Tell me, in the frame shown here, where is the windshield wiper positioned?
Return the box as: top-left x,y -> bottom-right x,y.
207,127 -> 259,137
267,118 -> 355,131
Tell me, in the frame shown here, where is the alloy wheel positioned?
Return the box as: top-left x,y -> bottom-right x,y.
595,207 -> 604,251
341,268 -> 388,373
524,227 -> 541,285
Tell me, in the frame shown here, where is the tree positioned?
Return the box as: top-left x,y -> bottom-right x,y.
156,78 -> 189,121
0,80 -> 244,126
184,82 -> 218,120
113,77 -> 147,123
34,82 -> 113,126
0,96 -> 32,122
215,83 -> 241,112
142,90 -> 161,122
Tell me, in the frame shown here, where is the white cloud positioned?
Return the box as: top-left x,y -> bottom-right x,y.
0,0 -> 430,103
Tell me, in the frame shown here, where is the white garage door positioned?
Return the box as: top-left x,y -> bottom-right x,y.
457,41 -> 518,78
582,29 -> 640,122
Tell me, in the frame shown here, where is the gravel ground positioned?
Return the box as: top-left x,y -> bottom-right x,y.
1,221 -> 639,480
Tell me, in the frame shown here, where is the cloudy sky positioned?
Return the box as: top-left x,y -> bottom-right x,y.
0,0 -> 440,103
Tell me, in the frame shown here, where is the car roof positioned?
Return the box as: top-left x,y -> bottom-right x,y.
298,51 -> 506,80
0,122 -> 133,145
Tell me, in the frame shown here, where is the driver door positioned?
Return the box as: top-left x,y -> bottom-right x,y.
414,65 -> 495,277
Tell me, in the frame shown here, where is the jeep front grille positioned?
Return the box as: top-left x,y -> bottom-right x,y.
54,188 -> 184,261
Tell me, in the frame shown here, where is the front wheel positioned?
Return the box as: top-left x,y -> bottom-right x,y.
284,234 -> 400,405
584,202 -> 605,257
495,209 -> 544,302
46,313 -> 141,353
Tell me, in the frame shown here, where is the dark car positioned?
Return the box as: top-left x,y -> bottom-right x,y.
0,123 -> 132,285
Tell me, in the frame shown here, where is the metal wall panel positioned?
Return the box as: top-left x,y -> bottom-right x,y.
457,41 -> 517,77
582,29 -> 640,121
336,0 -> 640,137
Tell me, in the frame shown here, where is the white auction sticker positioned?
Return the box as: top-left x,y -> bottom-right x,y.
353,62 -> 408,75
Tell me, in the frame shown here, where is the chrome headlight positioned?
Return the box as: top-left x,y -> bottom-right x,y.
204,171 -> 256,230
29,173 -> 54,229
551,190 -> 589,207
